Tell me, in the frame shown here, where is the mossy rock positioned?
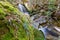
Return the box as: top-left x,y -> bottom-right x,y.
0,1 -> 45,40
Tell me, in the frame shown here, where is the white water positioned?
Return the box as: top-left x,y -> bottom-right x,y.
18,4 -> 29,16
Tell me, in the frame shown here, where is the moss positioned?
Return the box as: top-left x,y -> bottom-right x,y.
1,32 -> 13,40
0,1 -> 44,40
34,29 -> 45,40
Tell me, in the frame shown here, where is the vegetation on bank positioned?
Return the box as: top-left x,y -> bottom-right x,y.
0,1 -> 45,40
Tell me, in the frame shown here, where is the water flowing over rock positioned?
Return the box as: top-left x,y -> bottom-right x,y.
0,1 -> 45,40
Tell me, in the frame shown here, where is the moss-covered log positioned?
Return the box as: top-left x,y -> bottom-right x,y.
0,1 -> 44,40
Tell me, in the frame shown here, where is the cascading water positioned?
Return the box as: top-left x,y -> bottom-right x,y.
17,3 -> 59,40
39,26 -> 59,39
18,4 -> 29,16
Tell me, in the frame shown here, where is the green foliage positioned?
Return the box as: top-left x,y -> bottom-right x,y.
48,0 -> 56,4
0,1 -> 44,40
2,32 -> 13,40
34,29 -> 45,40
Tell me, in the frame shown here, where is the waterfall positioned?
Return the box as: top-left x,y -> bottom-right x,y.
39,26 -> 59,37
18,4 -> 29,16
